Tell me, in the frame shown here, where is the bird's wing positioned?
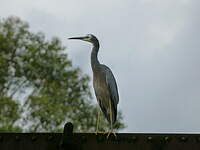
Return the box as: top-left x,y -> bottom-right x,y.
105,67 -> 119,106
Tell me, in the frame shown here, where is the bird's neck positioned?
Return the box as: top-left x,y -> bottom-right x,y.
91,43 -> 100,70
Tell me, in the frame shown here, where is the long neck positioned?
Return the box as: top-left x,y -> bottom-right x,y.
91,42 -> 100,71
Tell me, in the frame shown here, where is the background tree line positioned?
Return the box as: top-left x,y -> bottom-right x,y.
0,16 -> 125,132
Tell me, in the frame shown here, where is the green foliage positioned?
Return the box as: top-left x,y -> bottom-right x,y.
0,16 -> 125,132
0,97 -> 22,132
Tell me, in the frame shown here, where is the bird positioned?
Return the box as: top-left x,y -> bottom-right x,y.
68,34 -> 119,137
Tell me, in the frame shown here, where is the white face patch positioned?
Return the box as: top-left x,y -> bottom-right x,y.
84,34 -> 93,42
87,34 -> 92,40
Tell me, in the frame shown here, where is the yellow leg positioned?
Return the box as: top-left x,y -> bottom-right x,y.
106,100 -> 116,139
95,109 -> 105,134
95,109 -> 100,134
110,100 -> 113,130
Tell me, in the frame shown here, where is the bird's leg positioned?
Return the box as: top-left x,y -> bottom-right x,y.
95,109 -> 100,134
106,124 -> 116,139
106,100 -> 116,139
95,109 -> 105,134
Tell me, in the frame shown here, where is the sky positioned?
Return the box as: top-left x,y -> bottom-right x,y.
1,0 -> 200,133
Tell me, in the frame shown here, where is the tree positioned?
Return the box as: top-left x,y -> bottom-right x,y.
0,16 -> 125,132
0,97 -> 22,132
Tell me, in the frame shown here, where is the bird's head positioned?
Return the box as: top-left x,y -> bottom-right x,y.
68,34 -> 99,46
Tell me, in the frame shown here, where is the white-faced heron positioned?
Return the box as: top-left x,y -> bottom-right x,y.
68,34 -> 119,137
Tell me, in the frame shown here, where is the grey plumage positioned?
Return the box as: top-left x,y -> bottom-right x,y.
68,34 -> 119,126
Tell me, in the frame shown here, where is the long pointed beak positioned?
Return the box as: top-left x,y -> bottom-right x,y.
68,36 -> 85,40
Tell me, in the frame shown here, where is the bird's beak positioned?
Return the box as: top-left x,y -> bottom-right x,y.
68,36 -> 86,40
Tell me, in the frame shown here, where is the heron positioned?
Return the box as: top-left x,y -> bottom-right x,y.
68,34 -> 119,137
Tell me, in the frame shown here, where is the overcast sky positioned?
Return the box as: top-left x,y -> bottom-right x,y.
1,0 -> 200,133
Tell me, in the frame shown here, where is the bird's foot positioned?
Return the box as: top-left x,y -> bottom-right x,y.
95,130 -> 106,135
105,130 -> 117,139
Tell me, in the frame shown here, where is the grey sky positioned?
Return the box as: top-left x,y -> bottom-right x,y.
1,0 -> 200,132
